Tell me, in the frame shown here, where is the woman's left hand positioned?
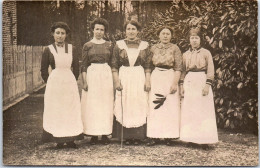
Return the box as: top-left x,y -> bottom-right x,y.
170,84 -> 178,94
144,80 -> 151,92
202,84 -> 210,96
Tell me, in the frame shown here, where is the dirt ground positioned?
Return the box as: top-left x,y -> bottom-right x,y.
3,84 -> 259,166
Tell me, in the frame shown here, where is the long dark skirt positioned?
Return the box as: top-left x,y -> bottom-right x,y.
112,119 -> 146,140
42,130 -> 84,143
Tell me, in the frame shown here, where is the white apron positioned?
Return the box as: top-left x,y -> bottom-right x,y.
43,44 -> 83,137
147,67 -> 180,138
180,72 -> 218,144
114,40 -> 149,128
81,63 -> 114,135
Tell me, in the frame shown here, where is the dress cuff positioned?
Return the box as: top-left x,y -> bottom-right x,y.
144,68 -> 151,73
179,80 -> 184,85
206,79 -> 213,85
111,67 -> 118,73
81,66 -> 87,73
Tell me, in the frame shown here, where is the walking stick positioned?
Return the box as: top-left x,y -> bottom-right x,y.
120,90 -> 124,149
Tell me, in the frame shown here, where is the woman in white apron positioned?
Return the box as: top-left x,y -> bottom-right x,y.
81,18 -> 114,145
179,28 -> 218,149
147,27 -> 182,146
40,22 -> 83,149
112,20 -> 152,145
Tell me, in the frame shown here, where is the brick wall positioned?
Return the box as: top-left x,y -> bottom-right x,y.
3,1 -> 17,77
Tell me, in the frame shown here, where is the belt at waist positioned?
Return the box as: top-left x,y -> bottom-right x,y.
187,70 -> 206,73
155,65 -> 172,70
122,65 -> 141,67
91,62 -> 107,64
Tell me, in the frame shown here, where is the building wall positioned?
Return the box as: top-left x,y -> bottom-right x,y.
3,1 -> 17,78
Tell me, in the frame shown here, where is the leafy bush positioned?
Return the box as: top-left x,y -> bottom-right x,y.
142,0 -> 258,133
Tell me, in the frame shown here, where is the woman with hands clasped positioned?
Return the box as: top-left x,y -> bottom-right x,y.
179,28 -> 218,149
146,26 -> 182,146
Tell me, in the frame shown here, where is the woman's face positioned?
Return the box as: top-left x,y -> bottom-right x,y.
53,28 -> 67,44
159,28 -> 172,44
190,35 -> 201,49
126,24 -> 138,40
93,24 -> 105,40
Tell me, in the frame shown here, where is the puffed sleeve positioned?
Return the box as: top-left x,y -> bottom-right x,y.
143,45 -> 152,73
179,52 -> 187,85
173,45 -> 183,71
108,41 -> 114,67
72,46 -> 79,80
205,50 -> 214,85
81,43 -> 90,73
111,44 -> 120,73
40,47 -> 50,83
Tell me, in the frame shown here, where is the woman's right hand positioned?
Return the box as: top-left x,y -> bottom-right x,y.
115,82 -> 123,91
180,85 -> 184,98
83,82 -> 88,91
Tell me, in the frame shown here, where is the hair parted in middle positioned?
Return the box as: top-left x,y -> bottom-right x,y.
123,20 -> 142,31
90,18 -> 109,33
188,27 -> 202,38
156,26 -> 174,36
51,21 -> 71,34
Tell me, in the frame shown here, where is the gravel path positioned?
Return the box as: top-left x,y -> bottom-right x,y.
3,88 -> 258,166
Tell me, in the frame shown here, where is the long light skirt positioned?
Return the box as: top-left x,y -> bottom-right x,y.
43,69 -> 83,138
81,63 -> 114,135
180,72 -> 218,144
114,66 -> 148,128
147,68 -> 180,138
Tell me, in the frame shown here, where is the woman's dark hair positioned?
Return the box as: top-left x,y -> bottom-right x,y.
188,27 -> 202,38
123,20 -> 142,31
156,26 -> 174,36
51,22 -> 71,34
90,18 -> 109,33
187,27 -> 204,46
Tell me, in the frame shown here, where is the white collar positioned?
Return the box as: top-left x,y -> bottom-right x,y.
91,37 -> 106,44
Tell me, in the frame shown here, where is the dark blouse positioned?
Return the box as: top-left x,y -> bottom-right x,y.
111,39 -> 152,73
40,43 -> 79,83
81,41 -> 113,72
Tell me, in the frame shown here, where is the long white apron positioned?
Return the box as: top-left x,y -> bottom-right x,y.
180,72 -> 218,144
114,41 -> 148,128
43,45 -> 83,137
147,67 -> 180,138
81,63 -> 114,135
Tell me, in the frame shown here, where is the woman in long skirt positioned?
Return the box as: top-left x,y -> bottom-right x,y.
40,22 -> 83,149
112,20 -> 151,145
147,26 -> 182,146
81,18 -> 114,145
179,28 -> 218,148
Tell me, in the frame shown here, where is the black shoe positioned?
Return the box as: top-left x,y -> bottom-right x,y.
165,139 -> 172,146
201,144 -> 210,150
90,136 -> 98,145
56,143 -> 65,149
124,139 -> 132,145
67,141 -> 78,149
146,138 -> 156,146
101,135 -> 110,145
133,139 -> 141,145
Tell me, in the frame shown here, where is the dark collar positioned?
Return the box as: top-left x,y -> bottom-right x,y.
156,43 -> 172,49
52,42 -> 68,53
189,46 -> 202,52
124,38 -> 141,45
